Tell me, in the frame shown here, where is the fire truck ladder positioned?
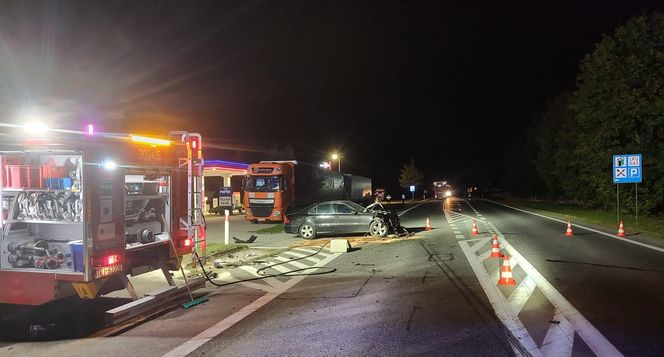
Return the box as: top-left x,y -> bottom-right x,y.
170,131 -> 206,264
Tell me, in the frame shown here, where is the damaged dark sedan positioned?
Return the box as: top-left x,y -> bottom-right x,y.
284,200 -> 402,239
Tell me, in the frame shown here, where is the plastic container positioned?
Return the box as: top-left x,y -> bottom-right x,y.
44,178 -> 61,189
3,166 -> 10,187
41,159 -> 68,179
6,165 -> 42,188
68,240 -> 84,272
60,178 -> 72,189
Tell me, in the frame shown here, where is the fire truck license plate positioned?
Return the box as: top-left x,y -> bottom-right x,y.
94,264 -> 123,279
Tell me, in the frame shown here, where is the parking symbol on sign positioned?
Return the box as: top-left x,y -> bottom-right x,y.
615,168 -> 627,178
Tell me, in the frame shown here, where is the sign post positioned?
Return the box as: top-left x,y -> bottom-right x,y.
613,154 -> 642,229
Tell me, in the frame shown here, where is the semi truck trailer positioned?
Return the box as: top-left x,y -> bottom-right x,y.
243,161 -> 372,222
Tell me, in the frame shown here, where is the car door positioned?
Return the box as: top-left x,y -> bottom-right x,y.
311,203 -> 335,234
331,203 -> 358,234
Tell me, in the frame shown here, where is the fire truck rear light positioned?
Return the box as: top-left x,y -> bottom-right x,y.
103,254 -> 121,266
284,216 -> 290,224
184,239 -> 192,247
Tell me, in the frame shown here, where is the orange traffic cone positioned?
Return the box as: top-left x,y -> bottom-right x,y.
425,217 -> 432,231
498,254 -> 516,286
564,220 -> 574,236
490,234 -> 502,258
617,221 -> 626,237
471,220 -> 479,235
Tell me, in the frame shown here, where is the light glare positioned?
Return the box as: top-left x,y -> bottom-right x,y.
24,122 -> 48,134
102,160 -> 117,170
130,135 -> 171,146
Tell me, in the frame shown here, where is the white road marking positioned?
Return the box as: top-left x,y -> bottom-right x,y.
256,264 -> 291,274
292,248 -> 320,255
465,200 -> 480,213
496,237 -> 622,356
541,310 -> 574,357
459,240 -> 542,357
273,256 -> 311,269
487,199 -> 664,254
239,281 -> 277,293
507,276 -> 536,315
455,234 -> 465,240
478,250 -> 491,261
236,266 -> 283,287
447,210 -> 624,357
456,210 -> 487,222
470,237 -> 491,253
163,252 -> 342,357
281,251 -> 309,259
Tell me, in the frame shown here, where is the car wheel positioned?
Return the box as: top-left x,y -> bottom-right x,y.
369,219 -> 387,237
299,223 -> 316,240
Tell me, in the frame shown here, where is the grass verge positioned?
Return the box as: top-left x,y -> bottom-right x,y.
252,225 -> 285,234
499,198 -> 664,241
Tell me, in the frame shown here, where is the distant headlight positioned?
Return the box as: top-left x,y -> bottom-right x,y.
445,190 -> 452,197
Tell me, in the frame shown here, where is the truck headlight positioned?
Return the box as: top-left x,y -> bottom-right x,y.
445,190 -> 452,197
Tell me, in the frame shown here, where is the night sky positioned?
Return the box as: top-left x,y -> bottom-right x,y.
1,0 -> 663,194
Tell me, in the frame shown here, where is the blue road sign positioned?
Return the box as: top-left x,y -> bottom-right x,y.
613,154 -> 642,183
409,185 -> 415,192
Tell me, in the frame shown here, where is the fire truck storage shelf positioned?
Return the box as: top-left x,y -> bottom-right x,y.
0,130 -> 206,306
1,152 -> 84,275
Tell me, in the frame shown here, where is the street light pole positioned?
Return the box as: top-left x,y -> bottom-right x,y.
332,153 -> 341,172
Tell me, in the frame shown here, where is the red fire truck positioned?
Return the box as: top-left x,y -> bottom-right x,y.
0,124 -> 205,306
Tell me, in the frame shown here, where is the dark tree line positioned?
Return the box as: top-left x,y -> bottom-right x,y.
504,13 -> 664,215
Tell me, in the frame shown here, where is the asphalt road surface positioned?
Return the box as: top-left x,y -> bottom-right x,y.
3,198 -> 663,356
460,199 -> 664,356
190,199 -> 514,356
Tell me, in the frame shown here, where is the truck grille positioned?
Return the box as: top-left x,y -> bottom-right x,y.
250,203 -> 274,217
